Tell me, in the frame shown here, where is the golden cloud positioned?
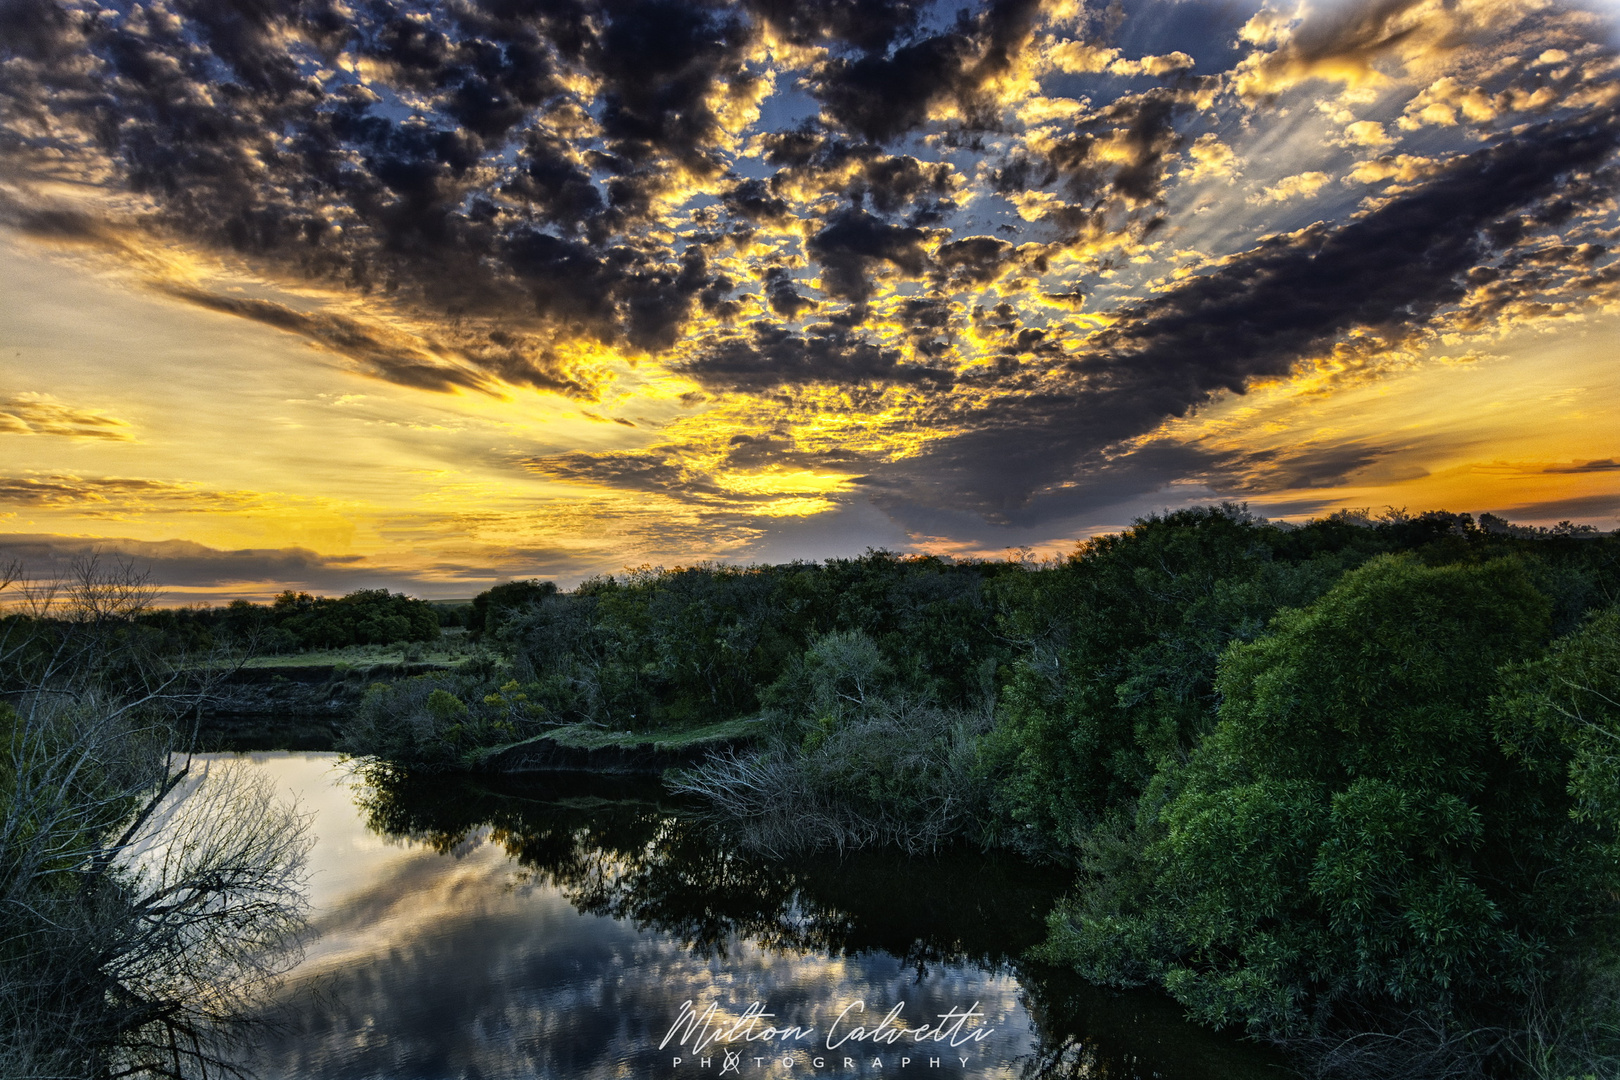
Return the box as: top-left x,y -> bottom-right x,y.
0,392 -> 135,441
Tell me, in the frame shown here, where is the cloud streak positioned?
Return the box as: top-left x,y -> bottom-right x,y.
0,393 -> 135,441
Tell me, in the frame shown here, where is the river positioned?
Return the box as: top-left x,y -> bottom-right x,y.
224,752 -> 1284,1080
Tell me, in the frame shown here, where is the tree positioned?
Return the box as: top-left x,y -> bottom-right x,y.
468,579 -> 558,640
0,557 -> 311,1079
1489,605 -> 1620,1078
1042,555 -> 1613,1075
979,505 -> 1359,852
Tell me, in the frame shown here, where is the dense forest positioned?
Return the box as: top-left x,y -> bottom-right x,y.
342,506 -> 1620,1079
5,506 -> 1618,1078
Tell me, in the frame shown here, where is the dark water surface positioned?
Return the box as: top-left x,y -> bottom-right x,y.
232,753 -> 1285,1080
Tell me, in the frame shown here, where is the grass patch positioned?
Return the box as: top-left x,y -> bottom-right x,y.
237,640 -> 479,669
544,716 -> 767,750
466,716 -> 768,766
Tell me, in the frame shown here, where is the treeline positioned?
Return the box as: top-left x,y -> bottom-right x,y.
106,588 -> 449,654
342,506 -> 1620,1078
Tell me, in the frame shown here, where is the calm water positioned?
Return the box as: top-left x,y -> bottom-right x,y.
227,753 -> 1284,1080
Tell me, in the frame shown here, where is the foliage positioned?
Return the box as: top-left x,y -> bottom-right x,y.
338,669 -> 519,770
466,578 -> 557,639
80,588 -> 448,657
977,506 -> 1620,858
487,553 -> 1016,730
262,588 -> 441,649
0,558 -> 312,1079
667,621 -> 996,854
1495,605 -> 1620,846
1040,554 -> 1620,1076
979,505 -> 1365,851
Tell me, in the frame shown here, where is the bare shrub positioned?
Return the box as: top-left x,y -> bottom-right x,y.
671,698 -> 991,856
0,557 -> 312,1079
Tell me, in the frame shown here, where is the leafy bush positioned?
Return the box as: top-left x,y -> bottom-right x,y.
1041,555 -> 1620,1076
977,506 -> 1368,854
671,700 -> 990,856
486,554 -> 1015,732
338,668 -> 525,770
467,579 -> 557,639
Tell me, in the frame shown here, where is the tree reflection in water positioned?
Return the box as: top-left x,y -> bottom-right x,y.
350,766 -> 1283,1080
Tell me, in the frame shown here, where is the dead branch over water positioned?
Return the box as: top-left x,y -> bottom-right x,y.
1,557 -> 311,1079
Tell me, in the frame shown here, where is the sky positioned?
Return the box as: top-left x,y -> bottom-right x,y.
1,0 -> 1618,601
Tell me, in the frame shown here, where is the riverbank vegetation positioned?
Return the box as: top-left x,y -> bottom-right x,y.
7,506 -> 1617,1078
0,560 -> 311,1078
339,506 -> 1620,1078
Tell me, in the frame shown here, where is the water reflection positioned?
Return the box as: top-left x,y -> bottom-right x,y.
241,755 -> 1282,1080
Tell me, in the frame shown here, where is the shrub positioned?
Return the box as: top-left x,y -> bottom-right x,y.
1041,555 -> 1616,1075
339,671 -> 520,770
672,629 -> 993,854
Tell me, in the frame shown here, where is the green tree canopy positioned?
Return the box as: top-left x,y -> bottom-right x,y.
1045,555 -> 1617,1048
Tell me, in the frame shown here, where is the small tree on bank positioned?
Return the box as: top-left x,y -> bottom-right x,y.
0,558 -> 312,1079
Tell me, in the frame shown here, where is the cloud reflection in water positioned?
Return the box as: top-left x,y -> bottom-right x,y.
238,755 -> 1277,1080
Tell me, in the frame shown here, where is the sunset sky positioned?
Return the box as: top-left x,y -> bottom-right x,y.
2,0 -> 1618,600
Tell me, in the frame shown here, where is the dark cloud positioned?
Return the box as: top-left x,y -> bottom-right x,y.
679,322 -> 953,390
0,532 -> 585,598
760,266 -> 817,319
158,286 -> 498,394
503,132 -> 605,231
874,112 -> 1620,522
860,438 -> 1246,540
1545,459 -> 1620,474
0,533 -> 365,591
809,0 -> 1042,142
850,154 -> 956,214
866,436 -> 1400,540
501,228 -> 713,352
525,450 -> 696,495
523,445 -> 783,502
0,474 -> 263,513
155,283 -> 598,396
589,0 -> 757,173
933,235 -> 1015,284
1220,441 -> 1403,493
1078,115 -> 1618,399
721,178 -> 791,223
1491,494 -> 1620,523
806,209 -> 929,302
525,437 -> 872,505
